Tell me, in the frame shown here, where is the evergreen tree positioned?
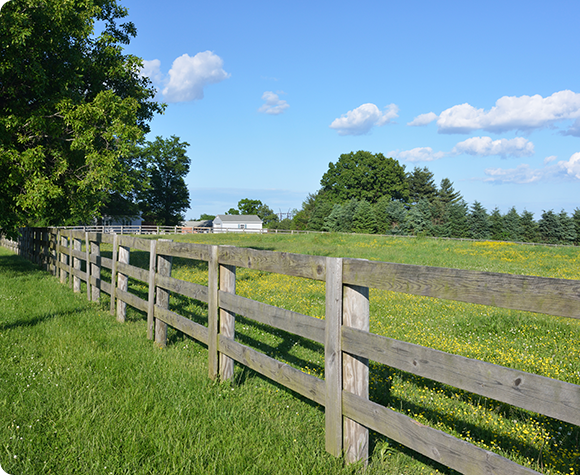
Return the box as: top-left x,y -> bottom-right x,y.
489,208 -> 505,240
339,198 -> 359,233
373,195 -> 392,234
442,200 -> 469,238
431,178 -> 462,235
503,207 -> 522,242
404,199 -> 433,236
519,210 -> 538,243
469,201 -> 491,240
352,200 -> 378,234
538,210 -> 561,244
307,199 -> 333,231
437,178 -> 462,205
384,201 -> 408,234
323,204 -> 343,232
558,210 -> 577,244
572,208 -> 580,245
407,167 -> 438,204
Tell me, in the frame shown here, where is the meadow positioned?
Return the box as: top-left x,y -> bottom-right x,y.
1,233 -> 579,473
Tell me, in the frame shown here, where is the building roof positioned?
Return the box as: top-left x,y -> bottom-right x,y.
214,214 -> 263,223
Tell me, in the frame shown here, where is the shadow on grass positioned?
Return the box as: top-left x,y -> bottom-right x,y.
0,253 -> 43,276
0,307 -> 88,332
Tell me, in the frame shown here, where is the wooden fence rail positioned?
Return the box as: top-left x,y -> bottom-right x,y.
2,227 -> 579,475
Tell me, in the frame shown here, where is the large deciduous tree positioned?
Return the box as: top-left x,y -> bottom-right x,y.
0,0 -> 162,235
137,136 -> 190,226
320,151 -> 408,203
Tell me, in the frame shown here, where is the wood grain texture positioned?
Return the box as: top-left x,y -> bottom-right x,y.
342,258 -> 580,319
109,233 -> 118,315
90,240 -> 101,302
218,246 -> 326,281
342,284 -> 369,464
116,288 -> 148,313
116,245 -> 130,322
207,246 -> 219,380
155,274 -> 208,303
85,233 -> 90,301
116,261 -> 149,283
219,264 -> 236,381
89,275 -> 112,296
325,257 -> 343,457
156,240 -> 211,261
118,235 -> 151,252
147,240 -> 157,340
154,306 -> 209,345
218,292 -> 325,344
218,336 -> 326,406
342,327 -> 580,426
342,392 -> 540,475
155,248 -> 172,348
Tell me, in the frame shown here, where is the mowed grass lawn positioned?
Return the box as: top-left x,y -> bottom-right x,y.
2,233 -> 580,474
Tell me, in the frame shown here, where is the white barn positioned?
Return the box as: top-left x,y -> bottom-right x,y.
213,215 -> 263,233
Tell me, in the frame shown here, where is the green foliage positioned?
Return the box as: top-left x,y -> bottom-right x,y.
0,0 -> 162,235
226,208 -> 240,215
137,136 -> 190,226
403,199 -> 433,236
437,178 -> 463,205
320,151 -> 408,203
538,210 -> 561,244
573,208 -> 580,245
351,200 -> 378,234
199,213 -> 216,221
468,201 -> 491,240
489,208 -> 505,241
503,207 -> 522,242
234,199 -> 279,227
558,210 -> 577,244
407,167 -> 437,204
307,199 -> 333,231
383,201 -> 408,235
520,210 -> 538,243
442,200 -> 469,238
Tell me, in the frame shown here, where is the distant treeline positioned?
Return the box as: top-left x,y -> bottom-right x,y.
267,151 -> 579,245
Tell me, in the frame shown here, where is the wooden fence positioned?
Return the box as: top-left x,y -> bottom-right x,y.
3,227 -> 580,474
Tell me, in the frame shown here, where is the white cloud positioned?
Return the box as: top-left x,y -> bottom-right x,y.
482,152 -> 580,183
258,91 -> 289,115
329,103 -> 398,136
544,155 -> 557,164
437,90 -> 580,134
451,136 -> 534,158
558,152 -> 580,179
391,147 -> 446,162
140,59 -> 163,85
162,51 -> 230,103
407,112 -> 438,127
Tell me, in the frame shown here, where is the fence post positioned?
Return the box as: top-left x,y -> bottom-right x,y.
219,259 -> 236,381
325,257 -> 343,457
60,233 -> 69,284
147,239 -> 157,340
109,234 -> 118,315
116,243 -> 130,322
208,245 -> 219,380
155,240 -> 172,348
73,237 -> 82,293
85,232 -> 91,301
343,284 -> 370,463
90,238 -> 101,302
68,233 -> 74,289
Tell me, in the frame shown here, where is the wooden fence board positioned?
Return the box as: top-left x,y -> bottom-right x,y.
342,392 -> 540,475
69,267 -> 88,282
342,327 -> 580,426
147,240 -> 157,340
69,247 -> 86,261
116,261 -> 150,283
118,235 -> 151,252
218,292 -> 325,344
155,249 -> 172,347
219,247 -> 327,281
218,336 -> 326,406
156,240 -> 211,261
89,275 -> 112,295
208,246 -> 219,380
219,264 -> 236,381
116,288 -> 148,313
154,306 -> 209,345
155,274 -> 209,303
85,232 -> 114,245
342,259 -> 580,319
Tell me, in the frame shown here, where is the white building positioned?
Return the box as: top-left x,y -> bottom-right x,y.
212,215 -> 263,233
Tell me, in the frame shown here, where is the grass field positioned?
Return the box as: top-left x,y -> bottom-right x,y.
1,233 -> 580,474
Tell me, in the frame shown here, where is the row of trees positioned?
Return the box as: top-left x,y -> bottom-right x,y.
264,151 -> 579,245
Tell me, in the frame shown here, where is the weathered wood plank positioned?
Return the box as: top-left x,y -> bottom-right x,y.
154,306 -> 209,345
89,254 -> 112,270
155,274 -> 208,303
218,336 -> 326,406
89,275 -> 112,296
342,327 -> 580,426
342,392 -> 540,475
85,232 -> 114,245
68,247 -> 86,260
219,264 -> 236,381
325,257 -> 343,457
69,267 -> 88,282
116,261 -> 149,283
117,245 -> 130,322
73,238 -> 82,293
85,232 -> 91,301
118,235 -> 151,252
147,240 -> 157,340
342,284 -> 369,464
155,246 -> 172,348
342,258 -> 580,319
116,288 -> 148,313
156,240 -> 211,261
218,292 -> 325,344
90,240 -> 100,302
219,246 -> 326,281
109,234 -> 118,315
207,246 -> 219,380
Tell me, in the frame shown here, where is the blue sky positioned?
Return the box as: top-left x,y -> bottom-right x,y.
120,0 -> 580,220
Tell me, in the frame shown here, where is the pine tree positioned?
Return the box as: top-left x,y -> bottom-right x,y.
307,200 -> 333,231
404,199 -> 433,236
520,210 -> 538,243
558,210 -> 577,244
442,200 -> 469,238
323,204 -> 343,232
538,210 -> 561,244
489,208 -> 505,240
503,207 -> 522,242
384,201 -> 408,234
352,200 -> 378,234
407,167 -> 438,204
572,208 -> 580,245
469,201 -> 491,240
